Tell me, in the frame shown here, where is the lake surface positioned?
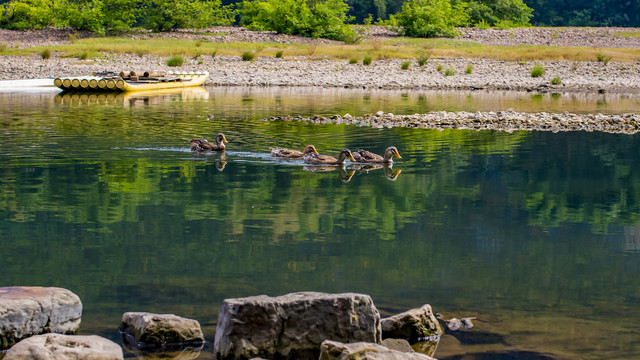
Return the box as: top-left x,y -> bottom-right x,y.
1,87 -> 639,360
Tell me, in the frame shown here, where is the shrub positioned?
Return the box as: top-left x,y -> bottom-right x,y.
140,0 -> 237,32
531,64 -> 545,77
241,51 -> 255,61
401,61 -> 411,70
465,64 -> 473,74
349,57 -> 358,64
596,53 -> 613,65
417,52 -> 431,66
240,0 -> 357,42
167,55 -> 184,66
396,0 -> 468,38
444,67 -> 456,76
275,50 -> 283,58
465,0 -> 532,27
551,77 -> 562,85
40,48 -> 51,59
363,56 -> 372,65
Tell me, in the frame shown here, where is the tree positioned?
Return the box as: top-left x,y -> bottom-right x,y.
396,0 -> 468,38
0,0 -> 54,29
240,0 -> 358,42
138,0 -> 237,32
461,0 -> 532,26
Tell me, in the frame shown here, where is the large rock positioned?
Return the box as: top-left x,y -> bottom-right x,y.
214,292 -> 381,360
319,340 -> 436,360
0,287 -> 82,350
381,305 -> 443,343
119,312 -> 204,348
3,333 -> 123,360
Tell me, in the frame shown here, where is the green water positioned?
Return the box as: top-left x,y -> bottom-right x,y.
1,87 -> 639,360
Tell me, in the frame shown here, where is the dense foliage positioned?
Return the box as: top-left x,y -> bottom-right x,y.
525,0 -> 640,27
240,0 -> 359,42
396,0 -> 468,38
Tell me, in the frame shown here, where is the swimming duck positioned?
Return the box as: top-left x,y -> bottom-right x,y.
190,133 -> 228,151
352,146 -> 402,163
270,145 -> 319,158
304,149 -> 355,165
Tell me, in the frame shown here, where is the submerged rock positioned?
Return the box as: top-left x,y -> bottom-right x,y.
0,286 -> 82,350
214,292 -> 381,360
119,312 -> 204,348
381,304 -> 443,343
3,333 -> 123,360
319,340 -> 436,360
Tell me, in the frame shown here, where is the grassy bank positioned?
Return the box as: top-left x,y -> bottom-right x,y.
1,29 -> 640,63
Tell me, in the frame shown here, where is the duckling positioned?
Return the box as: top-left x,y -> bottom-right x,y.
270,145 -> 319,158
352,146 -> 402,163
303,149 -> 355,165
190,133 -> 228,151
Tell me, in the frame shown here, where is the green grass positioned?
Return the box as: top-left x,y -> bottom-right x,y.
465,64 -> 473,74
596,52 -> 613,65
416,52 -> 430,66
551,77 -> 562,85
40,48 -> 51,59
166,55 -> 184,67
531,64 -> 545,77
362,56 -> 372,65
436,63 -> 443,71
349,57 -> 358,64
275,50 -> 283,58
614,31 -> 640,38
2,32 -> 639,64
401,61 -> 411,70
444,67 -> 456,76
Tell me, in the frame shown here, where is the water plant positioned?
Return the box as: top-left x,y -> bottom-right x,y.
167,55 -> 184,67
40,48 -> 51,59
551,77 -> 562,85
531,64 -> 545,77
401,61 -> 411,70
242,51 -> 255,61
363,56 -> 372,65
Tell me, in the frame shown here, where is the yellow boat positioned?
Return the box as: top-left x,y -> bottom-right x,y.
54,71 -> 209,92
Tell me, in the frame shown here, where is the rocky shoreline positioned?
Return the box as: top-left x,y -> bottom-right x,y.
1,27 -> 640,93
267,110 -> 640,134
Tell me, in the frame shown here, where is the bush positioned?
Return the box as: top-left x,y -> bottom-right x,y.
396,0 -> 468,38
167,55 -> 184,66
140,0 -> 236,32
363,56 -> 372,65
551,77 -> 562,85
436,63 -> 443,71
444,67 -> 456,76
417,52 -> 431,66
275,50 -> 283,58
531,64 -> 545,77
241,51 -> 255,61
0,0 -> 55,30
349,57 -> 358,64
465,64 -> 473,74
401,61 -> 411,70
40,48 -> 51,59
241,0 -> 357,42
463,0 -> 532,27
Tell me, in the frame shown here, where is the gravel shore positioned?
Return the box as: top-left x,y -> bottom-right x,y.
1,27 -> 640,93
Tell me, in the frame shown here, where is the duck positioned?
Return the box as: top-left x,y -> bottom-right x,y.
303,149 -> 355,165
270,145 -> 319,158
190,133 -> 228,151
352,146 -> 402,163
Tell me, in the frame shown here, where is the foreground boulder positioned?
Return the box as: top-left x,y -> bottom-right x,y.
119,312 -> 204,348
381,305 -> 443,343
0,286 -> 82,350
319,340 -> 436,360
214,292 -> 381,360
3,333 -> 123,360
